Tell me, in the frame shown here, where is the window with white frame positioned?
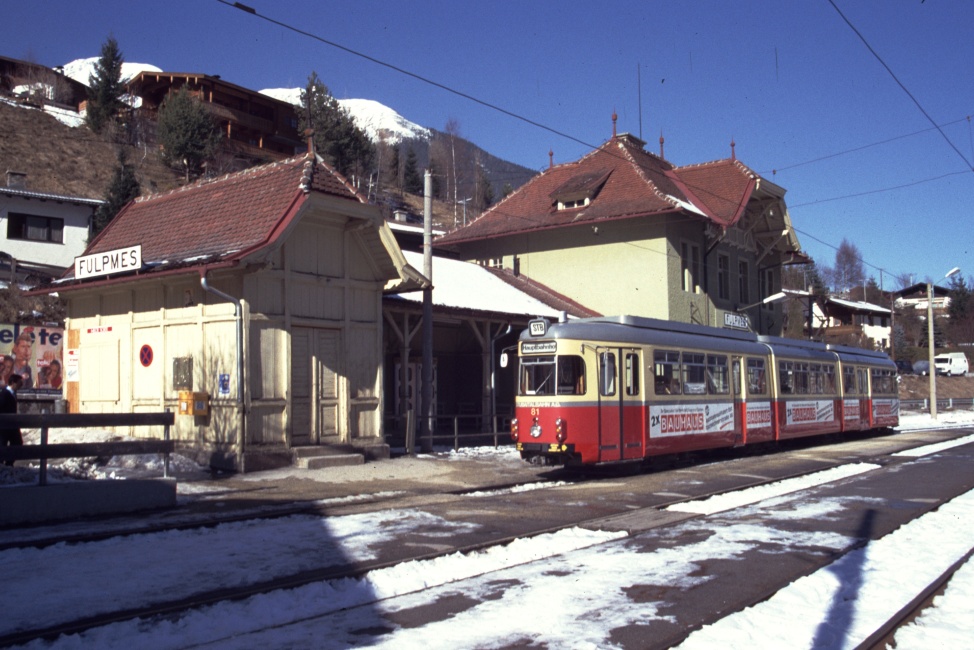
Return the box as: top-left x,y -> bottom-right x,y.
6,212 -> 64,244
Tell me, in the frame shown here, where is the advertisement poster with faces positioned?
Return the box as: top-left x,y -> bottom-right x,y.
0,323 -> 64,393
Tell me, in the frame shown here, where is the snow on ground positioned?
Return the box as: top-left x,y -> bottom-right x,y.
4,408 -> 974,648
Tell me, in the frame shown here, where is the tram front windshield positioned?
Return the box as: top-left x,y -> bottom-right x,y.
518,355 -> 586,396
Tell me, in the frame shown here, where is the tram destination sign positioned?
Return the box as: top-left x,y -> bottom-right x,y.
522,341 -> 556,354
75,245 -> 142,280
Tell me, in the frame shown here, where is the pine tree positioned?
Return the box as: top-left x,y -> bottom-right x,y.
157,87 -> 223,181
475,165 -> 494,211
93,150 -> 140,235
86,36 -> 126,134
388,143 -> 402,196
299,72 -> 375,180
403,148 -> 423,194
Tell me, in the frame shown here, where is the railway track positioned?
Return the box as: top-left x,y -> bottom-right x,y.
3,429 -> 972,647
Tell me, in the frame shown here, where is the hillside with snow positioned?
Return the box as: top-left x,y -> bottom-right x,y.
62,57 -> 162,86
260,88 -> 429,145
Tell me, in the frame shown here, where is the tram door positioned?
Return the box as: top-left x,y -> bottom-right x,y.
732,357 -> 744,445
598,348 -> 644,462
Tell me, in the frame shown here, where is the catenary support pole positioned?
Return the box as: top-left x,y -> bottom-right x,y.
421,169 -> 434,452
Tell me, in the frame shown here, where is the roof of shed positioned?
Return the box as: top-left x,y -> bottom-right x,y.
59,154 -> 364,282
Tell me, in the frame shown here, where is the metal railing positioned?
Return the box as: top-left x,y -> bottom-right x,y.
0,411 -> 175,486
385,410 -> 514,453
900,398 -> 974,412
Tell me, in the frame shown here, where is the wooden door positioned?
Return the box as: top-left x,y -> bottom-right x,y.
290,328 -> 341,447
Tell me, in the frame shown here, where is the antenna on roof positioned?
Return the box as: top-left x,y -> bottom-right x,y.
637,63 -> 643,140
659,131 -> 665,159
549,149 -> 554,170
612,110 -> 618,138
730,138 -> 736,161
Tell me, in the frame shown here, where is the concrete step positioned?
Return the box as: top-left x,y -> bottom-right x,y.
291,444 -> 356,459
296,453 -> 365,470
291,445 -> 365,469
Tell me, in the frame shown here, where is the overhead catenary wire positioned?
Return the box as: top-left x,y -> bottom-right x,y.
147,3 -> 970,288
826,0 -> 974,172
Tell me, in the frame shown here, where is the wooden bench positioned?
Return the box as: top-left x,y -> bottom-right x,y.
0,411 -> 174,486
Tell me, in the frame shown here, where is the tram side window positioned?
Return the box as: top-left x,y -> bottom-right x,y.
843,366 -> 857,394
654,350 -> 681,395
857,368 -> 869,395
809,363 -> 823,394
824,365 -> 836,394
519,356 -> 555,395
625,352 -> 640,396
707,354 -> 729,394
779,361 -> 794,394
794,362 -> 810,394
747,358 -> 768,395
683,352 -> 706,395
600,352 -> 617,396
557,356 -> 586,395
871,368 -> 896,395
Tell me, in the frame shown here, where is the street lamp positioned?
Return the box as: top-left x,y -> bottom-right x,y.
736,292 -> 787,332
928,266 -> 960,419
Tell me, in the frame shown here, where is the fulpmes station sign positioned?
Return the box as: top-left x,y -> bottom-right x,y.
75,245 -> 142,280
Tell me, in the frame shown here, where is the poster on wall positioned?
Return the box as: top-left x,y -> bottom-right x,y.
0,323 -> 65,394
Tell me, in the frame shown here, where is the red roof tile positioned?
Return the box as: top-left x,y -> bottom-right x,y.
73,155 -> 363,278
435,135 -> 758,246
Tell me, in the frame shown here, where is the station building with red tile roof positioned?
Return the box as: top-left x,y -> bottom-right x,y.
434,126 -> 807,335
50,154 -> 423,471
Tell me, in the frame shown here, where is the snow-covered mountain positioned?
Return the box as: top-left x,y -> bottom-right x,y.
62,57 -> 161,86
260,88 -> 429,145
61,58 -> 429,147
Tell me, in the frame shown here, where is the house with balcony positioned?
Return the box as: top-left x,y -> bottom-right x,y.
126,71 -> 304,164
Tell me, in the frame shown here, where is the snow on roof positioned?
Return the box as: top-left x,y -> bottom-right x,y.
396,251 -> 566,318
827,297 -> 891,314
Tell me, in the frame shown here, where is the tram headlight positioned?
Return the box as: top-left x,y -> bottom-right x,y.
510,418 -> 519,441
555,417 -> 567,443
530,417 -> 542,438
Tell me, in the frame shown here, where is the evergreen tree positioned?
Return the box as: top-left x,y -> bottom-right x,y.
93,149 -> 140,234
157,87 -> 223,181
475,165 -> 494,211
403,148 -> 423,194
86,36 -> 126,134
299,72 -> 375,180
388,143 -> 402,196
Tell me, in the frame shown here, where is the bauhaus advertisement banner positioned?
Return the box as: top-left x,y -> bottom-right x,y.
651,402 -> 735,438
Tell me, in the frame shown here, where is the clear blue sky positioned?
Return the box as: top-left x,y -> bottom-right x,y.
5,0 -> 973,291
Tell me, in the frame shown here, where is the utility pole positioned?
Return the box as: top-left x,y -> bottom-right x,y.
421,169 -> 434,452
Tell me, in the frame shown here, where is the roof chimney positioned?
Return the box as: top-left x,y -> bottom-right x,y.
612,110 -> 618,138
5,171 -> 27,189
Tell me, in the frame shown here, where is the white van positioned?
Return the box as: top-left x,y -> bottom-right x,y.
934,352 -> 969,376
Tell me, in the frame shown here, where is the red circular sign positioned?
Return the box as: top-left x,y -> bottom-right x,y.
139,344 -> 154,367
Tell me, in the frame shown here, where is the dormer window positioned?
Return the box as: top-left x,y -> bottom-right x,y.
557,197 -> 590,210
550,169 -> 610,211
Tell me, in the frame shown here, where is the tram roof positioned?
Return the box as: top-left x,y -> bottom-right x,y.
520,315 -> 894,367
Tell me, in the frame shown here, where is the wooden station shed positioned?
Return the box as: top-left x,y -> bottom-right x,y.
49,154 -> 424,471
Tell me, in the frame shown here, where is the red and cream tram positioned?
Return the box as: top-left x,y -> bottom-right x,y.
509,315 -> 899,466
